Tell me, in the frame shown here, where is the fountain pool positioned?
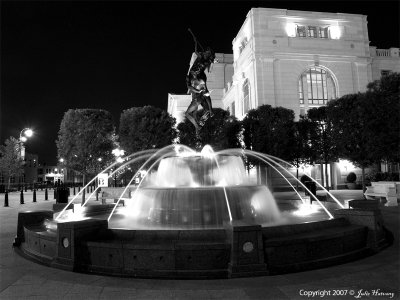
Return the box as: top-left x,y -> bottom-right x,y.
13,145 -> 392,278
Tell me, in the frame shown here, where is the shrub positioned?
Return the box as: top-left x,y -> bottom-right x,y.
346,172 -> 357,183
366,171 -> 399,182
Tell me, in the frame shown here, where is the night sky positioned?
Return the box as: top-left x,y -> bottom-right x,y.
1,0 -> 399,165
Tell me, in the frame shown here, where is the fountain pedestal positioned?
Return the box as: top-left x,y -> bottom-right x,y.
334,208 -> 390,252
226,221 -> 268,277
54,219 -> 108,271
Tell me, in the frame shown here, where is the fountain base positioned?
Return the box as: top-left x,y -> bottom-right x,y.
13,207 -> 392,278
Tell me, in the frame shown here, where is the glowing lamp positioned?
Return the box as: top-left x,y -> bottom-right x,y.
286,23 -> 297,37
338,159 -> 354,172
24,129 -> 33,137
329,26 -> 341,39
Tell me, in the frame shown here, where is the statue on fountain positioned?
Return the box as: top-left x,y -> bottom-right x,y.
185,28 -> 218,135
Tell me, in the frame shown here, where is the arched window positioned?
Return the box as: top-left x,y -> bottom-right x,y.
242,79 -> 250,115
298,67 -> 336,106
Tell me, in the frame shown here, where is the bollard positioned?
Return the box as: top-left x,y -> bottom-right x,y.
33,189 -> 37,202
73,186 -> 76,195
45,188 -> 48,200
20,190 -> 24,204
4,191 -> 9,207
54,189 -> 57,200
96,189 -> 99,201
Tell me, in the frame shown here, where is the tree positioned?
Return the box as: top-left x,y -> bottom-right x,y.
0,137 -> 24,190
327,93 -> 375,192
365,73 -> 400,166
56,109 -> 116,201
177,108 -> 242,151
242,105 -> 295,160
307,106 -> 339,190
291,117 -> 313,186
119,106 -> 177,154
241,105 -> 295,186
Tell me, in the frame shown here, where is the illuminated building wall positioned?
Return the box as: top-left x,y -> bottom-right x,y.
223,7 -> 400,119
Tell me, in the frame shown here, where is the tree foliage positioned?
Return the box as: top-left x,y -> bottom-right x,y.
56,109 -> 115,179
119,106 -> 177,154
0,137 -> 24,189
327,93 -> 375,191
242,105 -> 295,161
292,116 -> 313,168
177,108 -> 242,151
305,106 -> 339,189
364,72 -> 400,164
307,105 -> 339,165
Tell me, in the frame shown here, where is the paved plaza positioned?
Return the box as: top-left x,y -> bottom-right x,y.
0,190 -> 398,299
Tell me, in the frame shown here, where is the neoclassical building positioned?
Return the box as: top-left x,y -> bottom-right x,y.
169,7 -> 399,122
168,7 -> 399,188
222,8 -> 399,120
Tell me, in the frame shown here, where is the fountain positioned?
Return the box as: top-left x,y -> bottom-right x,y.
13,145 -> 392,278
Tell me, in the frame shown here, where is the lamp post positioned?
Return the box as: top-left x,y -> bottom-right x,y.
19,128 -> 33,191
19,128 -> 33,160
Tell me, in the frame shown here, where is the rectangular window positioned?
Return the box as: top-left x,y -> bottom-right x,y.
319,27 -> 328,38
307,72 -> 313,101
239,38 -> 248,54
243,96 -> 250,114
307,26 -> 317,38
299,78 -> 304,104
296,26 -> 306,37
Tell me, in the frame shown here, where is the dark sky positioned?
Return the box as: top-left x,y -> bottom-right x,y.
1,0 -> 399,165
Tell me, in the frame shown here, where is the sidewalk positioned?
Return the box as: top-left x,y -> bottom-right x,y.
0,190 -> 398,299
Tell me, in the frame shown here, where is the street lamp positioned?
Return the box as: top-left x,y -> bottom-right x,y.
20,128 -> 33,142
19,128 -> 34,160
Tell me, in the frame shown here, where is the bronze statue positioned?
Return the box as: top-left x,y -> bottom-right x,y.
185,29 -> 217,134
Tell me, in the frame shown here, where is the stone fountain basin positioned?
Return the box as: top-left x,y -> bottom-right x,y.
13,206 -> 388,278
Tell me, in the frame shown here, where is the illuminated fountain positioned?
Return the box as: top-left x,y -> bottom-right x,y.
109,145 -> 282,230
13,145 -> 392,278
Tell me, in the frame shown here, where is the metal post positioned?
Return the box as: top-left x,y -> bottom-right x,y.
33,189 -> 36,202
45,188 -> 48,200
20,190 -> 24,204
4,191 -> 9,207
73,186 -> 76,195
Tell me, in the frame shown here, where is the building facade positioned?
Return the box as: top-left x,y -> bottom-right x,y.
167,7 -> 399,189
223,8 -> 399,120
169,8 -> 399,121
